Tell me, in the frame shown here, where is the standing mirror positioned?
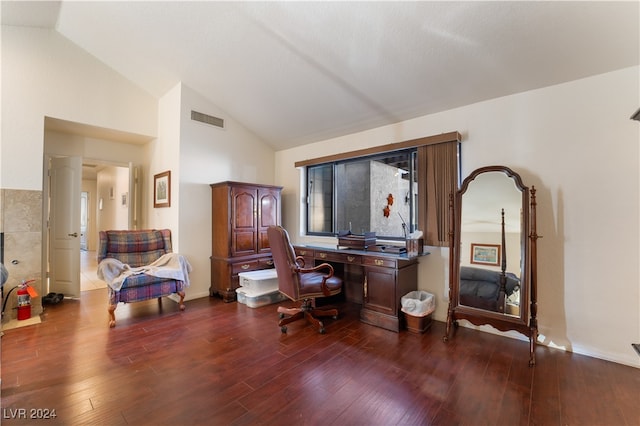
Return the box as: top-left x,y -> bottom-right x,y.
443,165 -> 539,366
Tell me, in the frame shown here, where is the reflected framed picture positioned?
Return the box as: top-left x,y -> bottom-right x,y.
153,171 -> 171,208
470,243 -> 500,266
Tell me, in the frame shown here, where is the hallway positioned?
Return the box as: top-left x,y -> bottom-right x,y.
80,250 -> 106,292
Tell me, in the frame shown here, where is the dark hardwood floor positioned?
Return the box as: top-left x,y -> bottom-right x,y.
1,288 -> 638,425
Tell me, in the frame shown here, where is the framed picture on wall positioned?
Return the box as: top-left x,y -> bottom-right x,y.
470,243 -> 500,266
154,171 -> 171,208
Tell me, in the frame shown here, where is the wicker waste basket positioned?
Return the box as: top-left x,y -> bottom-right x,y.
401,291 -> 435,333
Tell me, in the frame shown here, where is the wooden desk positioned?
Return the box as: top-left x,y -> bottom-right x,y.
294,244 -> 421,332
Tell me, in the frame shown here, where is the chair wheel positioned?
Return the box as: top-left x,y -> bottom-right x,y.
281,326 -> 287,333
319,328 -> 326,334
279,313 -> 285,319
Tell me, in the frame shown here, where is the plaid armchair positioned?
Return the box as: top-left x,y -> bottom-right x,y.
98,229 -> 187,327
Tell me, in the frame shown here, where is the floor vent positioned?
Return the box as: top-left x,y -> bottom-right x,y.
191,110 -> 224,128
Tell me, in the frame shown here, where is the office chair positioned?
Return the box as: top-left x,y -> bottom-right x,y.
267,226 -> 342,334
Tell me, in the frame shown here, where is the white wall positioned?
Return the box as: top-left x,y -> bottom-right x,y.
275,66 -> 640,367
174,84 -> 277,300
1,26 -> 157,190
145,83 -> 182,234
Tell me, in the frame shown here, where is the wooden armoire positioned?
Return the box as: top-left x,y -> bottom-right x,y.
209,181 -> 283,302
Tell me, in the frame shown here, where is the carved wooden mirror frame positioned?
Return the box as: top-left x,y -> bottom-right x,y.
443,165 -> 539,366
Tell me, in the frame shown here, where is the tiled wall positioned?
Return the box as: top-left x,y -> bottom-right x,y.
1,189 -> 43,322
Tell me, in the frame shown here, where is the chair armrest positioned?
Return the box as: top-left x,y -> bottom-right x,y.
297,262 -> 334,276
297,262 -> 335,297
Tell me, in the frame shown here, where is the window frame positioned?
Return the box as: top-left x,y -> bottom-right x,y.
305,148 -> 418,240
305,162 -> 334,235
296,131 -> 462,246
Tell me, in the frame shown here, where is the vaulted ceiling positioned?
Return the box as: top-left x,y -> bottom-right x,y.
2,1 -> 638,150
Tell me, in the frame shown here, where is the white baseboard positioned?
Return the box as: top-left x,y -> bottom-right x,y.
455,320 -> 640,368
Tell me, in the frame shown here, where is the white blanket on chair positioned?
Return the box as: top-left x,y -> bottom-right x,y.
97,253 -> 192,292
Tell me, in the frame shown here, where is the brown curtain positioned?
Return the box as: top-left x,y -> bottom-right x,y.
418,142 -> 459,247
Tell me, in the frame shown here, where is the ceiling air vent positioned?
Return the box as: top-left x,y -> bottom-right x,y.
191,110 -> 224,128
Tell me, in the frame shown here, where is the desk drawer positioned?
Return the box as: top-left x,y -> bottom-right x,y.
316,250 -> 362,265
258,257 -> 274,268
231,256 -> 274,274
362,256 -> 396,268
295,248 -> 314,257
232,260 -> 261,274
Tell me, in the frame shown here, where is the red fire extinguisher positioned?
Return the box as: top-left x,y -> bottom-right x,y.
16,279 -> 36,321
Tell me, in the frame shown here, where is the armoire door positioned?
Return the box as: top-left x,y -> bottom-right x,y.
257,187 -> 282,253
230,186 -> 258,257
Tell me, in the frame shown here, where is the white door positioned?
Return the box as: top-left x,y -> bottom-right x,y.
49,156 -> 81,298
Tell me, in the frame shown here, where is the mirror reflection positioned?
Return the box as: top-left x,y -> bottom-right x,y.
458,171 -> 523,316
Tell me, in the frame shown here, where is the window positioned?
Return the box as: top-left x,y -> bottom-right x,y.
307,163 -> 333,233
306,150 -> 418,240
298,131 -> 462,246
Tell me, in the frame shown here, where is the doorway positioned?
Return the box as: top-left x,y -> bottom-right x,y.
45,158 -> 137,297
43,117 -> 148,299
79,163 -> 134,292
